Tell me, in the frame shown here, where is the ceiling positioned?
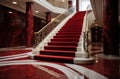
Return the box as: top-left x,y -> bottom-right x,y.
0,0 -> 67,19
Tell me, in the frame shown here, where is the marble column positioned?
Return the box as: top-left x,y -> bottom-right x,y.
26,2 -> 34,47
103,0 -> 119,56
68,0 -> 72,8
46,12 -> 51,24
76,0 -> 79,12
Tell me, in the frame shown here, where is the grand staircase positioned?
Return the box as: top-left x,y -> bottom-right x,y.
34,12 -> 89,63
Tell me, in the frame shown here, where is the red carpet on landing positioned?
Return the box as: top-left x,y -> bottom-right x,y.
34,12 -> 86,63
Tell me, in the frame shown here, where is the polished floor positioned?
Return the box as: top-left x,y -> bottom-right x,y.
0,44 -> 119,79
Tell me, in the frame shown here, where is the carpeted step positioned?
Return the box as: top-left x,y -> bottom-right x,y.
58,30 -> 81,32
51,38 -> 79,42
40,50 -> 75,57
54,34 -> 80,37
60,28 -> 82,30
56,33 -> 81,36
53,35 -> 80,38
59,28 -> 82,30
44,46 -> 76,51
62,25 -> 82,27
60,27 -> 81,31
34,54 -> 73,63
48,42 -> 78,46
57,32 -> 81,35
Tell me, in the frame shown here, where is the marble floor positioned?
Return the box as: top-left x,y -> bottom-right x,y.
0,44 -> 119,79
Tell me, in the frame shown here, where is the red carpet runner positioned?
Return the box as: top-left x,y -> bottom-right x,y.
34,12 -> 86,63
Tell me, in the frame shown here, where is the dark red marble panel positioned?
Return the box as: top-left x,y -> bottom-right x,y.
103,0 -> 119,56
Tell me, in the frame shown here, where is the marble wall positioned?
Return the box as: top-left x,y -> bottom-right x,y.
103,0 -> 119,56
0,5 -> 46,48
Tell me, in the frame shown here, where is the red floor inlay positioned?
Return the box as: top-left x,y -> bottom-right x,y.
0,65 -> 68,79
0,50 -> 32,56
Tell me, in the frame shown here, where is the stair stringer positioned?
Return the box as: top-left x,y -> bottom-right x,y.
32,12 -> 76,55
74,13 -> 94,64
74,31 -> 94,64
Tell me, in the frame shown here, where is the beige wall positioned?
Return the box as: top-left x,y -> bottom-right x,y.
90,0 -> 103,27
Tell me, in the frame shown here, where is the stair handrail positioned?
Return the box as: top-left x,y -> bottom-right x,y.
83,4 -> 94,53
34,7 -> 74,47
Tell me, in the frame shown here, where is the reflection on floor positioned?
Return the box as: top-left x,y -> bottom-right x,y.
0,44 -> 119,79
